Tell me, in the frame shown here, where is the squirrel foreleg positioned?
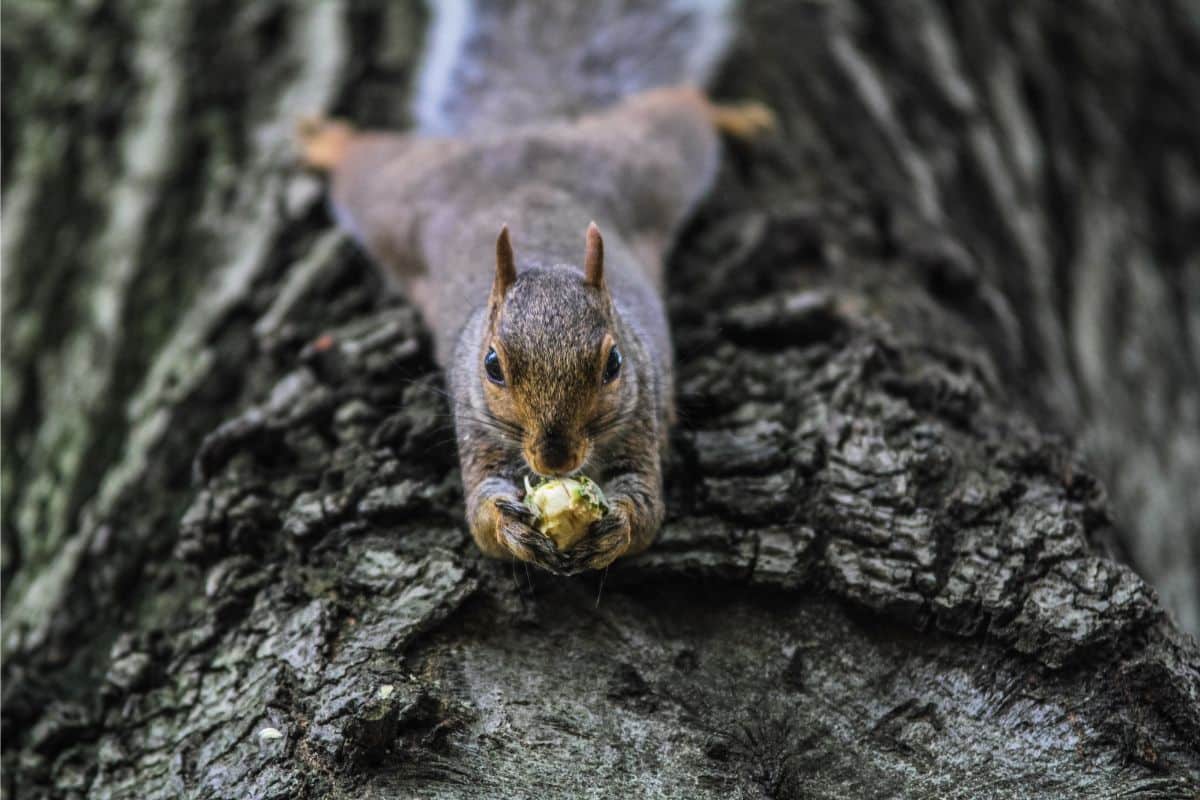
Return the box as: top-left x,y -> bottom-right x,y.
466,477 -> 570,574
565,469 -> 664,573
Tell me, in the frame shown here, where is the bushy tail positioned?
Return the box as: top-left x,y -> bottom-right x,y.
412,0 -> 734,135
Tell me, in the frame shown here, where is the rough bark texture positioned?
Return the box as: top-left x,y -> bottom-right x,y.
3,1 -> 1199,798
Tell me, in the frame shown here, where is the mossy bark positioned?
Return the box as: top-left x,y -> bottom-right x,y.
3,1 -> 1198,798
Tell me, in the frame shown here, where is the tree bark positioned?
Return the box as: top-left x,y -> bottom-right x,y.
3,1 -> 1198,798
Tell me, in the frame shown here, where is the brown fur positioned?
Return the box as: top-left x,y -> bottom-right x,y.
299,87 -> 763,573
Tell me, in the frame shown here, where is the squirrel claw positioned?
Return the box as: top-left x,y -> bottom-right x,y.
494,497 -> 536,525
296,116 -> 356,171
564,508 -> 633,574
709,100 -> 777,141
494,498 -> 570,575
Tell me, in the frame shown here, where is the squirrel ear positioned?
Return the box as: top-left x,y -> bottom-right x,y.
583,222 -> 604,289
494,225 -> 516,299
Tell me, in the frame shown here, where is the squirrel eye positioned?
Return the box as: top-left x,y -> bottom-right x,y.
484,347 -> 505,385
602,345 -> 622,384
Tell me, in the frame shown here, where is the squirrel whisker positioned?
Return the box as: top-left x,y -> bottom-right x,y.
586,408 -> 639,440
455,412 -> 526,446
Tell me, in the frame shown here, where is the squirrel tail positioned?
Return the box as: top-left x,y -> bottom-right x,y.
412,0 -> 735,136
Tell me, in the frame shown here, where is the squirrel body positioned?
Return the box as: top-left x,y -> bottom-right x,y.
303,87 -> 769,572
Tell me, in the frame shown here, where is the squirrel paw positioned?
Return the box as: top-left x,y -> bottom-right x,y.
564,506 -> 633,574
709,100 -> 777,141
493,497 -> 570,575
296,116 -> 356,171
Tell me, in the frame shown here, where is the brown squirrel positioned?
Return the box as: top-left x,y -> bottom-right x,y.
300,88 -> 771,574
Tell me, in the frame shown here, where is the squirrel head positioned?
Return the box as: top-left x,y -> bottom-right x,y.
480,223 -> 632,477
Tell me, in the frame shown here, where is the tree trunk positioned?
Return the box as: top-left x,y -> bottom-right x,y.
3,1 -> 1198,798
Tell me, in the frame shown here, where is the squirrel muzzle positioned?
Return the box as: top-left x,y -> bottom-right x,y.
526,429 -> 589,477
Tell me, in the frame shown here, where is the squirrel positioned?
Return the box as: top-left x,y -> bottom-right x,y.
300,83 -> 771,575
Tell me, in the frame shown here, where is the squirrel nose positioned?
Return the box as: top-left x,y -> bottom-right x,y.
539,434 -> 571,472
532,431 -> 579,476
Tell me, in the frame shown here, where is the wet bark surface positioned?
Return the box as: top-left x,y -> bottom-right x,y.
3,1 -> 1198,798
